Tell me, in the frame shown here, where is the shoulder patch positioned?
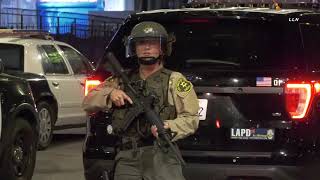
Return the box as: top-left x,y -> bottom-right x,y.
176,78 -> 192,93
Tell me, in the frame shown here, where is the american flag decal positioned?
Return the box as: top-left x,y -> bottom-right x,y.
256,77 -> 272,87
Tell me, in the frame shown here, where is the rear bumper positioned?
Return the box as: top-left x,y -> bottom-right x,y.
83,157 -> 302,180
183,163 -> 300,180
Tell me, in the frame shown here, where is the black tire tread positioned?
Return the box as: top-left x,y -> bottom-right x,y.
0,118 -> 36,180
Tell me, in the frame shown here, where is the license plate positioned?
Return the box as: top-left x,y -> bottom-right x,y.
198,99 -> 208,120
230,128 -> 275,140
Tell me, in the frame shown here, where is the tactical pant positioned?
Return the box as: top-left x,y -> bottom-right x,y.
114,144 -> 185,180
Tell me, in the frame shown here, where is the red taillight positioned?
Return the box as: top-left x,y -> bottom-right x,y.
285,83 -> 312,120
215,119 -> 221,128
85,80 -> 101,96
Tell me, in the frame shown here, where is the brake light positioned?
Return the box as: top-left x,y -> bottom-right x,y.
85,80 -> 101,96
285,83 -> 312,120
215,119 -> 221,128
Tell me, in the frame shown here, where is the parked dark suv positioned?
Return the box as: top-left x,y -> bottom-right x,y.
0,60 -> 39,180
83,4 -> 320,180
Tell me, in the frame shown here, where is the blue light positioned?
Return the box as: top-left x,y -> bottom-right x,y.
38,0 -> 101,8
37,0 -> 104,35
39,0 -> 97,3
38,2 -> 97,8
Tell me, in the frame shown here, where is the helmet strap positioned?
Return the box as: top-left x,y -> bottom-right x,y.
138,56 -> 161,65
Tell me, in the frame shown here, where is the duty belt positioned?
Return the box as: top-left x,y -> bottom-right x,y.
119,137 -> 154,151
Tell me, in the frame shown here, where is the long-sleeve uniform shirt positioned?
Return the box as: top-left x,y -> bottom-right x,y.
82,69 -> 199,141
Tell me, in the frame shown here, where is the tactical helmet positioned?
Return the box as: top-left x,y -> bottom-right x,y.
125,21 -> 174,64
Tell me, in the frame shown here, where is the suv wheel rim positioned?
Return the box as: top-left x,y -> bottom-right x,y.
12,132 -> 28,176
39,108 -> 52,144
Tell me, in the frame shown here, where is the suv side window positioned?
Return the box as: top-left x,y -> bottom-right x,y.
40,45 -> 69,74
59,45 -> 93,75
0,44 -> 24,71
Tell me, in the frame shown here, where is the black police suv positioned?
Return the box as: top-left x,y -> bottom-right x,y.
0,60 -> 39,180
83,5 -> 320,180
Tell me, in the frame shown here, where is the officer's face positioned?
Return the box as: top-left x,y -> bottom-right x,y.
135,39 -> 161,58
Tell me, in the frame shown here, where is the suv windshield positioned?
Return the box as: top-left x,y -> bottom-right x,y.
0,44 -> 24,71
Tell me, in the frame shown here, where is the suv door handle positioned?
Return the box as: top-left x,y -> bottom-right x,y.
52,82 -> 59,87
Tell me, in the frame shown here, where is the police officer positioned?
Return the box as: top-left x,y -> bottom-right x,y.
82,21 -> 199,180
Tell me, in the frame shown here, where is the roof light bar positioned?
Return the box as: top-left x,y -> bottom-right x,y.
0,29 -> 53,40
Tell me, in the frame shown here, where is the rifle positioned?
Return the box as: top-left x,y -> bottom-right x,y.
105,52 -> 186,166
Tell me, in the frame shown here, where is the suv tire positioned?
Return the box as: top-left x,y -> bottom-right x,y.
0,118 -> 36,180
37,101 -> 54,150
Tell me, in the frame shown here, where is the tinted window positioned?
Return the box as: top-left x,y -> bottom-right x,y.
40,45 -> 68,74
103,18 -> 303,72
0,44 -> 24,71
164,18 -> 303,71
59,45 -> 93,75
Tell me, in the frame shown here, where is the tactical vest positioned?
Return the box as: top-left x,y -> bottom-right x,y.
111,68 -> 176,139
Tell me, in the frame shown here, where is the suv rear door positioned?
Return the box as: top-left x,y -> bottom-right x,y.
57,44 -> 94,123
38,44 -> 84,126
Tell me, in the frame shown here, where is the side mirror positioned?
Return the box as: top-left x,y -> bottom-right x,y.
0,59 -> 4,74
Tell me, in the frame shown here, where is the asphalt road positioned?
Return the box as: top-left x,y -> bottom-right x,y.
31,129 -> 318,180
32,129 -> 86,180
